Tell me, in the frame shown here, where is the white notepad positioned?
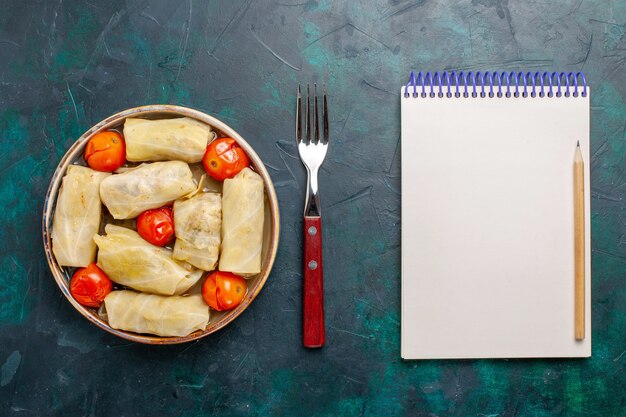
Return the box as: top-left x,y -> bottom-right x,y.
401,72 -> 591,359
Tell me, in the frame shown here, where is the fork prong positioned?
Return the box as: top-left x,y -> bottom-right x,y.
305,84 -> 311,145
323,84 -> 329,144
313,83 -> 319,144
296,85 -> 302,143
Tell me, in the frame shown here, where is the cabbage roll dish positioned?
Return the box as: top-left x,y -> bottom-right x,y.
123,117 -> 213,163
99,160 -> 196,219
52,166 -> 110,267
105,291 -> 210,337
94,224 -> 204,295
219,168 -> 265,276
50,117 -> 266,338
173,192 -> 222,271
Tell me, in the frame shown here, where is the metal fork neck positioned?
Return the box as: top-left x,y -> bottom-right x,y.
304,166 -> 321,217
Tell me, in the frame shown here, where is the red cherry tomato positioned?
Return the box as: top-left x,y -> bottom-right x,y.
202,137 -> 250,181
201,272 -> 247,311
136,207 -> 175,246
70,263 -> 113,308
84,131 -> 126,172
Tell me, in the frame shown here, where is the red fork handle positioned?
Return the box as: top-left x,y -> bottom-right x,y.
303,216 -> 325,348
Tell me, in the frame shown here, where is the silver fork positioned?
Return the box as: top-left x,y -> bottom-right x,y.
296,83 -> 329,348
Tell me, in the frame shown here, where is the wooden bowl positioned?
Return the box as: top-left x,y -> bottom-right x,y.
42,105 -> 280,344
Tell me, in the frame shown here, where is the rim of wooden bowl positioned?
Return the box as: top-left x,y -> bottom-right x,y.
41,105 -> 280,345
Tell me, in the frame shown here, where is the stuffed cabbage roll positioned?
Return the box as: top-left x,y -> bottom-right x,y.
123,117 -> 212,163
99,161 -> 196,219
172,192 -> 221,271
105,291 -> 209,337
52,165 -> 110,267
219,168 -> 265,276
94,224 -> 203,295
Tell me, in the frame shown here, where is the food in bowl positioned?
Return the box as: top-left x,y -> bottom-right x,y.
172,192 -> 221,270
104,291 -> 210,337
50,115 -> 267,338
99,160 -> 197,219
52,165 -> 110,267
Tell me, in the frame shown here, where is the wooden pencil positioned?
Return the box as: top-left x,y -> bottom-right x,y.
574,141 -> 585,340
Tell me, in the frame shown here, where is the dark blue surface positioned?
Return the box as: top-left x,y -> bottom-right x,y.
1,0 -> 625,415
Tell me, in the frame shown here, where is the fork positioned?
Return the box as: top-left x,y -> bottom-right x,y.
296,83 -> 329,348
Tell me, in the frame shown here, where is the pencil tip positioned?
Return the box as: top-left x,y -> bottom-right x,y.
577,140 -> 580,147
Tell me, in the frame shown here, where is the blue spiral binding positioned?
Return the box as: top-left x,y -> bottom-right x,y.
403,71 -> 587,98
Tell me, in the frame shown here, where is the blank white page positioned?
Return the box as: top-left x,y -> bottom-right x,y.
401,88 -> 591,359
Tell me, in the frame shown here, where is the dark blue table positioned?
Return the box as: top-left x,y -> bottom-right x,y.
1,1 -> 624,415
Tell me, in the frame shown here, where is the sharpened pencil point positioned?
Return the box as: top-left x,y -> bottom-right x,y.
577,140 -> 580,147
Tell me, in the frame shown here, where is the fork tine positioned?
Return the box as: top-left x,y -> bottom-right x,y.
296,85 -> 302,143
313,83 -> 319,144
305,84 -> 311,145
323,84 -> 329,144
